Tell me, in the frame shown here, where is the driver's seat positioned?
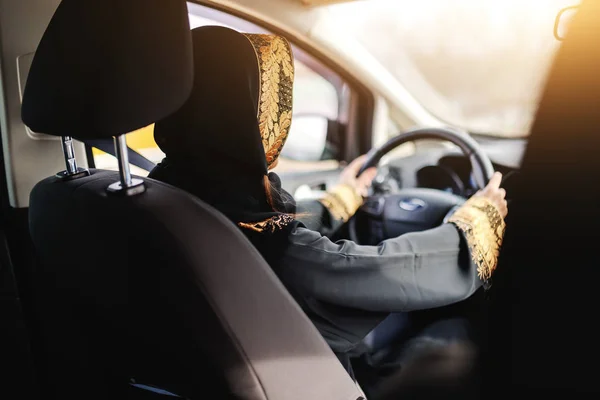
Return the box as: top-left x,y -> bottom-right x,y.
22,1 -> 362,399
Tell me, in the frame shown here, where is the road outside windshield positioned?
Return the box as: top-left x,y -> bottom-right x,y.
325,0 -> 580,137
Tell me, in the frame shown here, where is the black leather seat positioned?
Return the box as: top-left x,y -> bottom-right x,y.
22,1 -> 361,399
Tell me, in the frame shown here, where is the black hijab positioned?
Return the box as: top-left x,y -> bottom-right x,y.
149,26 -> 297,233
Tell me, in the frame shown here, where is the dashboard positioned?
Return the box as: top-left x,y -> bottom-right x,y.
415,155 -> 519,198
372,137 -> 525,200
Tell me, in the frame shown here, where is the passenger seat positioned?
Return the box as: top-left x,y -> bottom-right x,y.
21,1 -> 363,399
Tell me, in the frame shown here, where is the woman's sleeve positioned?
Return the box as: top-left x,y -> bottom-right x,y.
277,197 -> 505,313
295,184 -> 363,236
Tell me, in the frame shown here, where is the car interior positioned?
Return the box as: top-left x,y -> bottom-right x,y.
1,0 -> 600,399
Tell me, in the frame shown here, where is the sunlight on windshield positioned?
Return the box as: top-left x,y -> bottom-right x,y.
326,0 -> 580,137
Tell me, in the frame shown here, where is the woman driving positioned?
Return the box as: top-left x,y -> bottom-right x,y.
149,26 -> 507,381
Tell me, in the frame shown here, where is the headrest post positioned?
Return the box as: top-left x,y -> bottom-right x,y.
55,136 -> 89,180
62,136 -> 78,174
114,135 -> 133,187
106,134 -> 145,196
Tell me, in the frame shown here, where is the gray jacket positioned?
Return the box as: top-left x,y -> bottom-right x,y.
269,199 -> 482,356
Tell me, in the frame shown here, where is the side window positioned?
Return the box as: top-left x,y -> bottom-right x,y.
88,4 -> 347,174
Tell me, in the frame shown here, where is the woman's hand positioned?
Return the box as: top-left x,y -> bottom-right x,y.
474,171 -> 508,218
339,155 -> 378,197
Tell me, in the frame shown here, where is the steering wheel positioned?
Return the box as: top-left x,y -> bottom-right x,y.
349,127 -> 495,244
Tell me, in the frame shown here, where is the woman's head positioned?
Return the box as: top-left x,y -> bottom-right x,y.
154,26 -> 294,178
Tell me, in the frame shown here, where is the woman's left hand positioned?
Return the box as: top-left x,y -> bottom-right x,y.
339,155 -> 378,197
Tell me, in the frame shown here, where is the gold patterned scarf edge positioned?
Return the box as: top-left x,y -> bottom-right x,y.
242,33 -> 295,168
238,214 -> 295,233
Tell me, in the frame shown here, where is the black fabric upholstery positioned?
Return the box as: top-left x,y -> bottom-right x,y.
23,2 -> 361,398
29,170 -> 361,400
21,0 -> 193,138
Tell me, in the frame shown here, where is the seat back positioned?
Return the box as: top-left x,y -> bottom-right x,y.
484,0 -> 600,394
22,1 -> 362,399
29,170 -> 362,399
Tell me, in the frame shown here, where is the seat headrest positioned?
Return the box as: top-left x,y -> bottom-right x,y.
21,0 -> 193,140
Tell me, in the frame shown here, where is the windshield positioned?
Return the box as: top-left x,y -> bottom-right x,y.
325,0 -> 579,137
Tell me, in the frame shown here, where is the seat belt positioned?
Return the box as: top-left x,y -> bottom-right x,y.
83,138 -> 157,172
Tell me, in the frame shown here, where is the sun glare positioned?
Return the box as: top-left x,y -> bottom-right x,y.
326,0 -> 580,136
